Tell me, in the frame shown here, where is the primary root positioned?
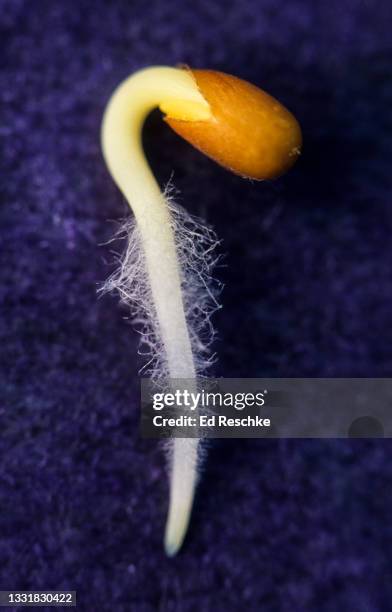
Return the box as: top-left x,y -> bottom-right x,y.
100,186 -> 222,554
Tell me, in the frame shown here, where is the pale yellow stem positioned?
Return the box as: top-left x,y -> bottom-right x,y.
101,66 -> 211,555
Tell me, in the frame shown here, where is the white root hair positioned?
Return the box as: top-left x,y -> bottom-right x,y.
100,185 -> 223,384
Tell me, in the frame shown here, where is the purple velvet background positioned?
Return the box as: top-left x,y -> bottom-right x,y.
1,0 -> 392,609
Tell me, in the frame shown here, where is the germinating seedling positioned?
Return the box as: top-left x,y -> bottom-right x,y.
101,66 -> 301,556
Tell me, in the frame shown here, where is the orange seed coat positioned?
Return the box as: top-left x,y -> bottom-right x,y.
165,68 -> 302,180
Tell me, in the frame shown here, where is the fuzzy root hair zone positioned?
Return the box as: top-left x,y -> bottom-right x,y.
99,185 -> 223,385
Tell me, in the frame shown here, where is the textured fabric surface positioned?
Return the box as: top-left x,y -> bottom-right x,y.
1,0 -> 392,609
